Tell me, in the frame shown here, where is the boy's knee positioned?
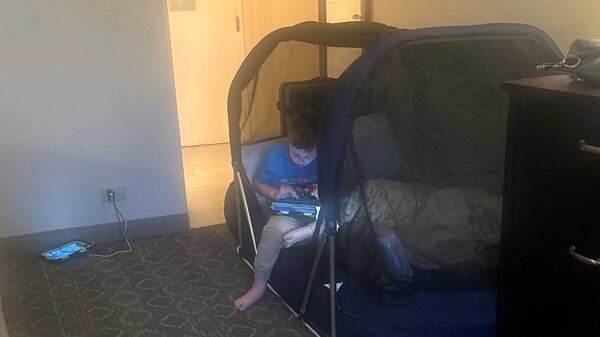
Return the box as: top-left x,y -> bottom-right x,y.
263,216 -> 298,236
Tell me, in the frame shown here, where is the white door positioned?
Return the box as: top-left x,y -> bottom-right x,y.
168,0 -> 245,146
326,0 -> 363,78
326,0 -> 362,23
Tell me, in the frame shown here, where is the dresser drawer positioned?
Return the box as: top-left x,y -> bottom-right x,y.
500,75 -> 600,337
514,99 -> 600,211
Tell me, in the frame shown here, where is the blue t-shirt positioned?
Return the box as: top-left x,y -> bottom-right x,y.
255,143 -> 317,189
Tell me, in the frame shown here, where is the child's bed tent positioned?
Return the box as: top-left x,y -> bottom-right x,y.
225,22 -> 563,337
318,23 -> 562,337
226,20 -> 396,336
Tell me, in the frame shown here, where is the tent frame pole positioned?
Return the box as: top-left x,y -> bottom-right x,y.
298,219 -> 338,337
298,228 -> 328,318
234,168 -> 243,254
318,0 -> 327,78
235,170 -> 258,254
328,226 -> 337,337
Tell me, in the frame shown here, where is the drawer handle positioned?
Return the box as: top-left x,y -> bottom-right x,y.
579,139 -> 600,155
569,246 -> 600,266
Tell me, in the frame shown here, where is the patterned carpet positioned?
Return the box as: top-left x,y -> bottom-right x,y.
0,224 -> 314,337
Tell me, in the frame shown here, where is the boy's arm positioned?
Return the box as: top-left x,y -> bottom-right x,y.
253,178 -> 279,200
253,178 -> 299,200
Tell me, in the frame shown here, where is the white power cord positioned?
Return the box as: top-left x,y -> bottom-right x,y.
91,190 -> 132,258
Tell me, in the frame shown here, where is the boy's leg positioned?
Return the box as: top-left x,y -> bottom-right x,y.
235,215 -> 304,310
282,221 -> 316,248
253,216 -> 305,281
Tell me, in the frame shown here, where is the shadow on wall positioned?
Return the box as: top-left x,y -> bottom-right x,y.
0,147 -> 124,239
0,145 -> 186,240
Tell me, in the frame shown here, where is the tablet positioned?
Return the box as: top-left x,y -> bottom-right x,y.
270,201 -> 320,218
41,240 -> 93,263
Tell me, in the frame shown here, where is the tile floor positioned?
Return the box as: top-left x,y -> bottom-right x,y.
182,143 -> 233,228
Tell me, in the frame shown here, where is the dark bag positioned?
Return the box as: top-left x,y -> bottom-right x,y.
538,39 -> 600,85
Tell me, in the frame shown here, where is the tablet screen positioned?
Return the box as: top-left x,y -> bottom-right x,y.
42,242 -> 86,260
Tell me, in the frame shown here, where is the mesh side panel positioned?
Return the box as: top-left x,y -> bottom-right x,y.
368,38 -> 558,193
327,47 -> 362,78
240,42 -> 320,144
337,37 -> 559,290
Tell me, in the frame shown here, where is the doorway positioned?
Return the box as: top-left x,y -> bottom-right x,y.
168,0 -> 245,146
167,0 -> 243,227
168,0 -> 318,228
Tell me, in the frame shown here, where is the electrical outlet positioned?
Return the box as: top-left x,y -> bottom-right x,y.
99,186 -> 127,202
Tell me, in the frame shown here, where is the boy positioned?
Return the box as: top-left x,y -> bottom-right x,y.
234,112 -> 319,311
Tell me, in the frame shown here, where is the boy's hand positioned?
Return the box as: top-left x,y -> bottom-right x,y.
274,185 -> 299,200
310,184 -> 318,199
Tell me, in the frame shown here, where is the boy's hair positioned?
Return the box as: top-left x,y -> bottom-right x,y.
288,111 -> 319,151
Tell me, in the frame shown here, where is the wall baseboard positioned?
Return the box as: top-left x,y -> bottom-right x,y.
0,213 -> 189,258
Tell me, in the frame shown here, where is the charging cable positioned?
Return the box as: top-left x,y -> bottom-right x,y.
91,190 -> 132,258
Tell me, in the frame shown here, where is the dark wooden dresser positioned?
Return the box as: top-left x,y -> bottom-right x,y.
498,75 -> 600,337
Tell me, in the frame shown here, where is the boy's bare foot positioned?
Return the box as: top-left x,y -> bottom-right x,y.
234,279 -> 267,311
282,225 -> 314,248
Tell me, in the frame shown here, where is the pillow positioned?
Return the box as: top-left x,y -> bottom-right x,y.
341,113 -> 406,193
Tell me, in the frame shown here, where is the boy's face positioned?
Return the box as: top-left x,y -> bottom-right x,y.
289,145 -> 317,166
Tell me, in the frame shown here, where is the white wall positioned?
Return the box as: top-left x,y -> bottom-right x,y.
372,0 -> 600,53
0,0 -> 187,238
